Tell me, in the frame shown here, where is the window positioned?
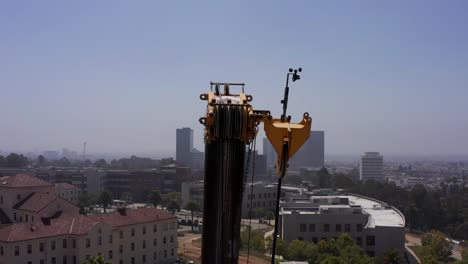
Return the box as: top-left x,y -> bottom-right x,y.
153,224 -> 157,233
170,235 -> 174,243
164,250 -> 167,258
63,239 -> 67,248
153,252 -> 157,260
0,195 -> 2,204
131,257 -> 135,264
366,235 -> 375,246
312,237 -> 318,243
345,224 -> 351,232
14,213 -> 17,221
86,238 -> 90,248
119,230 -> 123,239
41,260 -> 45,264
28,261 -> 32,264
98,236 -> 102,245
357,224 -> 363,232
131,228 -> 135,236
143,240 -> 146,249
72,239 -> 76,248
108,250 -> 113,259
17,194 -> 21,200
14,245 -> 20,256
143,226 -> 146,234
27,244 -> 32,254
163,236 -> 166,244
131,242 -> 135,251
108,234 -> 113,243
40,242 -> 45,252
119,260 -> 123,264
26,215 -> 29,222
335,224 -> 342,232
153,238 -> 157,246
0,246 -> 3,256
119,245 -> 123,253
73,256 -> 77,264
299,224 -> 306,232
142,254 -> 147,263
32,216 -> 34,222
63,256 -> 67,264
51,257 -> 56,264
356,237 -> 362,246
309,224 -> 316,232
324,224 -> 330,232
52,241 -> 56,250
171,248 -> 174,256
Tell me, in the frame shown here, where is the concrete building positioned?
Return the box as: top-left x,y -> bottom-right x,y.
0,174 -> 178,264
54,183 -> 81,205
360,152 -> 384,182
263,137 -> 276,170
289,131 -> 325,168
279,194 -> 405,257
176,127 -> 194,167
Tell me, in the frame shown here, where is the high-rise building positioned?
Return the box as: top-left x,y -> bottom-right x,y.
289,131 -> 325,168
263,137 -> 276,169
176,127 -> 193,166
360,152 -> 384,181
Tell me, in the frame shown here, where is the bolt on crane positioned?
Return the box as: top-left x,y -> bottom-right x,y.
199,68 -> 311,264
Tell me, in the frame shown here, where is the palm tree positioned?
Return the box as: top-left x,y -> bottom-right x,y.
185,201 -> 200,231
84,255 -> 111,264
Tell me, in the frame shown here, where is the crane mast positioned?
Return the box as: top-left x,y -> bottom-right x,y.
199,70 -> 311,264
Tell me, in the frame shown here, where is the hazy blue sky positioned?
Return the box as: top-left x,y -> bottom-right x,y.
1,1 -> 467,157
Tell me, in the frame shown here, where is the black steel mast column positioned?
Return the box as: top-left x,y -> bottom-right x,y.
202,105 -> 246,264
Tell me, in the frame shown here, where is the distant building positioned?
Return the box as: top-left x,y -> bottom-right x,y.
176,128 -> 194,167
289,131 -> 325,168
42,150 -> 59,161
263,137 -> 276,169
279,194 -> 405,257
360,152 -> 384,182
54,183 -> 81,204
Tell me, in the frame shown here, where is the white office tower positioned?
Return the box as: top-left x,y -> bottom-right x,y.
360,152 -> 383,181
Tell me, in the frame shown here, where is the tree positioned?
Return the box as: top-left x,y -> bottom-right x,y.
99,191 -> 113,213
148,189 -> 162,208
421,230 -> 452,262
380,249 -> 405,264
162,192 -> 181,208
317,167 -> 330,188
0,155 -> 5,166
78,193 -> 90,214
6,153 -> 28,167
265,211 -> 274,225
185,201 -> 200,231
94,159 -> 108,168
83,255 -> 111,264
37,155 -> 46,166
167,200 -> 180,214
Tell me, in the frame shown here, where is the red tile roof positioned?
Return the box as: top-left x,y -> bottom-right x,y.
0,214 -> 99,242
88,208 -> 176,227
14,192 -> 60,212
54,182 -> 79,189
0,174 -> 53,188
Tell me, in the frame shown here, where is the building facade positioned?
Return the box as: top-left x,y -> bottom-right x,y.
279,194 -> 405,257
360,152 -> 384,182
0,174 -> 178,264
176,127 -> 194,167
289,131 -> 325,168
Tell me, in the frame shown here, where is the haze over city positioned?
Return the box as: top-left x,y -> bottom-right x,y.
1,1 -> 468,158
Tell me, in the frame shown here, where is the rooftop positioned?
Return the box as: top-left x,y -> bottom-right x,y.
54,182 -> 79,189
0,214 -> 99,242
88,207 -> 176,228
281,194 -> 405,228
0,174 -> 53,188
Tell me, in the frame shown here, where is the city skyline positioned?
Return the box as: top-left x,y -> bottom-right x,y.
1,1 -> 468,157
